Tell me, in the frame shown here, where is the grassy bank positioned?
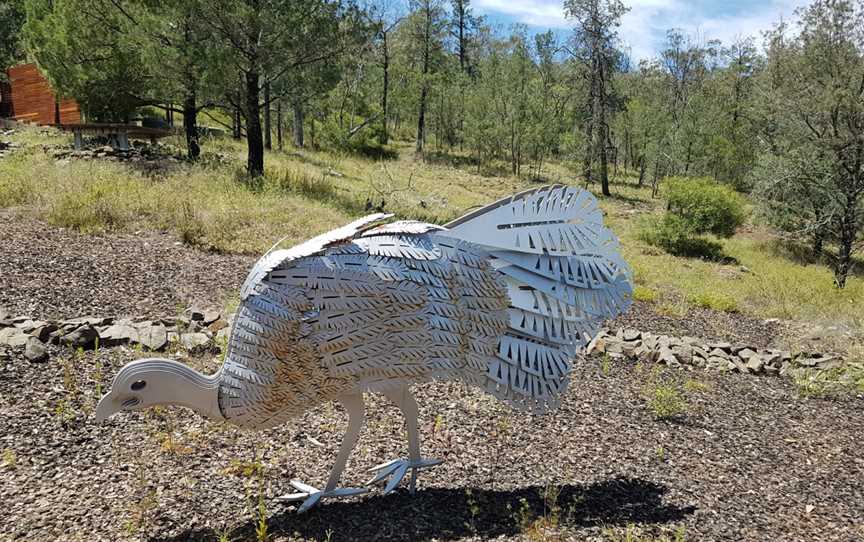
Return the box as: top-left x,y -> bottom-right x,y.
1,127 -> 862,331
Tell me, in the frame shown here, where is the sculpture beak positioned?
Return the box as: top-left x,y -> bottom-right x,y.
94,393 -> 118,423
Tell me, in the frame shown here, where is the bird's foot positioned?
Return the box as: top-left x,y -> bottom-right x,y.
278,480 -> 368,513
366,457 -> 443,495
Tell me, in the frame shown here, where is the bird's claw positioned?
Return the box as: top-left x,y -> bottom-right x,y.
366,457 -> 443,494
278,479 -> 368,513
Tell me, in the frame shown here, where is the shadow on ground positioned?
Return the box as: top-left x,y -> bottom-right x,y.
152,477 -> 695,542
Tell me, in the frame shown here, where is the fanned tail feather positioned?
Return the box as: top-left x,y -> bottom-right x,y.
442,185 -> 633,412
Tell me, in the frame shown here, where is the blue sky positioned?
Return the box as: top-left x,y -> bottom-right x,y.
473,0 -> 808,60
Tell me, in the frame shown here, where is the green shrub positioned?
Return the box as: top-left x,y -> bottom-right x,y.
646,383 -> 687,420
637,215 -> 724,260
664,177 -> 747,237
639,178 -> 746,260
632,285 -> 658,303
687,291 -> 740,313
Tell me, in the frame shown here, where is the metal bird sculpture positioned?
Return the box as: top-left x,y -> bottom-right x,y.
96,185 -> 632,512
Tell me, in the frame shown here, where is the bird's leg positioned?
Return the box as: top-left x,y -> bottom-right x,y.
279,393 -> 368,512
366,386 -> 442,495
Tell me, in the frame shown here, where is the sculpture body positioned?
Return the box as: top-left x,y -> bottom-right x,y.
96,185 -> 632,511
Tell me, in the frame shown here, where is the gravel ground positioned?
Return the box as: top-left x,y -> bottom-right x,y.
0,213 -> 254,319
1,346 -> 862,542
2,217 -> 862,541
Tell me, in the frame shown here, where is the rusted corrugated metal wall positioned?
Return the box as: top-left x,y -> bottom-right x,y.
6,63 -> 81,125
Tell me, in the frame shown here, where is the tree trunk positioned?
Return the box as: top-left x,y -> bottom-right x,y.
380,31 -> 390,145
582,113 -> 594,187
812,229 -> 823,258
277,100 -> 283,151
637,156 -> 646,187
183,92 -> 200,160
597,62 -> 610,196
245,70 -> 264,177
416,86 -> 428,153
293,102 -> 304,148
264,80 -> 272,150
232,106 -> 242,140
833,193 -> 858,289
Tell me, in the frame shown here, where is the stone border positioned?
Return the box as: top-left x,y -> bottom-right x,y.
1,309 -> 843,375
0,307 -> 231,362
587,328 -> 842,375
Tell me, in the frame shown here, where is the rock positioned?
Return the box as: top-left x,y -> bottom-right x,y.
99,324 -> 140,346
586,334 -> 607,355
24,337 -> 49,362
60,324 -> 99,349
745,356 -> 764,374
671,346 -> 692,364
0,327 -> 30,348
137,323 -> 168,351
216,327 -> 231,343
797,357 -> 820,367
621,341 -> 639,357
622,328 -> 641,341
13,319 -> 46,333
208,319 -> 229,333
62,316 -> 113,327
815,357 -> 843,370
29,323 -> 58,342
760,352 -> 783,368
188,307 -> 221,325
606,341 -> 624,355
708,356 -> 730,370
708,341 -> 732,351
180,333 -> 211,352
738,348 -> 757,361
709,348 -> 729,359
0,306 -> 10,321
658,347 -> 679,367
729,357 -> 749,373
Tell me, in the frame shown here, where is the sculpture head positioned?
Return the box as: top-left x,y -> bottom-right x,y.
94,358 -> 223,422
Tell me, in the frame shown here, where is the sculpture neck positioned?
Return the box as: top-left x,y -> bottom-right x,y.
145,359 -> 225,421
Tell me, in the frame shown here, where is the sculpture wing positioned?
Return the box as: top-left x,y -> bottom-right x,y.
239,213 -> 393,301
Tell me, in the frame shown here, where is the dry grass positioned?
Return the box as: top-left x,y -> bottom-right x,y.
1,126 -> 862,333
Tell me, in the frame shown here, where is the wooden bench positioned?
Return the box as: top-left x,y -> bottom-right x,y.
55,123 -> 175,150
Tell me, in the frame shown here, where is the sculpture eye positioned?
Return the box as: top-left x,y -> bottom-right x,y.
131,380 -> 147,391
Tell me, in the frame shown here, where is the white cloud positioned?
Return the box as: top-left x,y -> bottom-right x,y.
474,0 -> 570,28
474,0 -> 807,60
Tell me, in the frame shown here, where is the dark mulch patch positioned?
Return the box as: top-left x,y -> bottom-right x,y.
0,214 -> 254,319
611,301 -> 782,349
1,345 -> 861,542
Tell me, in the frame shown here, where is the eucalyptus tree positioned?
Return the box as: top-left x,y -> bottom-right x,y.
199,0 -> 365,177
405,0 -> 447,153
0,0 -> 25,81
103,0 -> 231,159
753,0 -> 864,288
564,0 -> 628,196
23,0 -> 149,121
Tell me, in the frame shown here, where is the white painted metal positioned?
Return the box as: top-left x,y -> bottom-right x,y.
96,185 -> 632,512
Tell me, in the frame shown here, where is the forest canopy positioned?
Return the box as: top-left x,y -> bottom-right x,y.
1,0 -> 862,287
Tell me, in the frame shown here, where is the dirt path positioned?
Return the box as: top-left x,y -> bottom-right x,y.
0,346 -> 861,541
0,214 -> 254,319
